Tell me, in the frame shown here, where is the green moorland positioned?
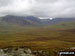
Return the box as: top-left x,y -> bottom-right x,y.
0,21 -> 75,51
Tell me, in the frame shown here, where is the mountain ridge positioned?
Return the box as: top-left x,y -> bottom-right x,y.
0,15 -> 75,26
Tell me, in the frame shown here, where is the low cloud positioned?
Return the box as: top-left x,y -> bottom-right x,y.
0,0 -> 75,18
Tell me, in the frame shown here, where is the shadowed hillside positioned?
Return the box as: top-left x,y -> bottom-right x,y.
2,15 -> 41,26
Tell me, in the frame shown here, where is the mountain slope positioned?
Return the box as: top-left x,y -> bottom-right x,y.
0,17 -> 75,49
2,15 -> 41,26
41,18 -> 75,25
47,22 -> 75,29
49,18 -> 75,24
0,15 -> 75,26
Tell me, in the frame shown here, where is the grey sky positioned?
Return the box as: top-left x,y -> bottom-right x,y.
0,0 -> 75,18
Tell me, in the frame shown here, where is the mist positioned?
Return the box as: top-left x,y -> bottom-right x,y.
0,0 -> 75,18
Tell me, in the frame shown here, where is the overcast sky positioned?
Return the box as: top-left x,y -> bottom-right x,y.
0,0 -> 75,18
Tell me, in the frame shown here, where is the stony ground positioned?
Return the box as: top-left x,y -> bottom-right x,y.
0,47 -> 55,56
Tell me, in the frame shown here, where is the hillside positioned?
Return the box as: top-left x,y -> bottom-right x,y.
40,18 -> 75,25
1,15 -> 75,26
2,15 -> 41,26
46,21 -> 75,29
0,16 -> 75,50
0,21 -> 75,49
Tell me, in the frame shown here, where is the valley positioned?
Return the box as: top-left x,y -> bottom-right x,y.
0,16 -> 75,55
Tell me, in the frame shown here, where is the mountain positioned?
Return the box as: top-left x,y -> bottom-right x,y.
49,18 -> 75,24
40,18 -> 75,25
2,15 -> 41,26
40,19 -> 51,25
0,15 -> 75,26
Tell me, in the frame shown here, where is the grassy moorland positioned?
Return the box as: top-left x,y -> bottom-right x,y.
0,22 -> 75,50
